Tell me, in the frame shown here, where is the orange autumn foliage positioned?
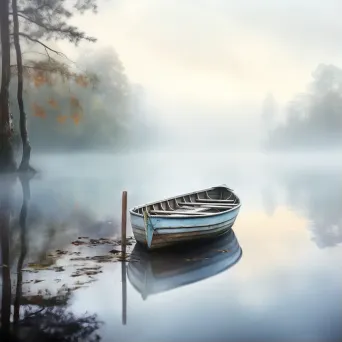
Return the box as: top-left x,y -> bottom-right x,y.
56,115 -> 68,124
33,71 -> 47,87
70,95 -> 82,109
71,112 -> 82,125
48,98 -> 59,108
75,75 -> 89,87
27,71 -> 91,126
32,103 -> 46,118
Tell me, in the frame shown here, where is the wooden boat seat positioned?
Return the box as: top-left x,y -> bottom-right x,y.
196,199 -> 235,203
150,203 -> 232,216
178,206 -> 211,213
178,202 -> 235,209
150,210 -> 212,216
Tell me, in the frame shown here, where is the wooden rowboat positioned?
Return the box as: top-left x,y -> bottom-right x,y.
127,230 -> 242,300
129,185 -> 241,250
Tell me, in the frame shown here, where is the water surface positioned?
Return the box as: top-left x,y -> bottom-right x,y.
1,152 -> 341,341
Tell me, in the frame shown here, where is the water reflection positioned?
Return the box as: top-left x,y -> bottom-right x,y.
0,174 -> 102,341
128,230 -> 242,300
1,153 -> 341,341
0,175 -> 15,338
13,174 -> 30,325
274,166 -> 342,248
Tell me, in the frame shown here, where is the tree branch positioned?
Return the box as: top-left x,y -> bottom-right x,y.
15,13 -> 65,36
16,12 -> 38,25
18,32 -> 66,58
22,50 -> 50,58
17,3 -> 54,16
11,64 -> 52,71
12,12 -> 96,44
44,47 -> 51,61
19,307 -> 45,322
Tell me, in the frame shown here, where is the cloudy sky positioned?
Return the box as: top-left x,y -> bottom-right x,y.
59,0 -> 342,145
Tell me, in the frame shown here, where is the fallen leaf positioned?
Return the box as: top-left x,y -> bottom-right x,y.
71,240 -> 87,246
109,249 -> 121,254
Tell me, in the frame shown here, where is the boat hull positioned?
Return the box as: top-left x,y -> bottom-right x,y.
130,206 -> 240,250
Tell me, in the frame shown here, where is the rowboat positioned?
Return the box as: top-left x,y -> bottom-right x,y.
129,185 -> 241,250
127,229 -> 242,300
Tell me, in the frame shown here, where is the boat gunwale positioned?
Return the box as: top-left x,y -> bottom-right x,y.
129,185 -> 241,219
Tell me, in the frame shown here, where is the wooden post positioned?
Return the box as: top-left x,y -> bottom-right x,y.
121,191 -> 127,255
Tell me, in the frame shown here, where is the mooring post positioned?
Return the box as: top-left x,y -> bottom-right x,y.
121,191 -> 127,255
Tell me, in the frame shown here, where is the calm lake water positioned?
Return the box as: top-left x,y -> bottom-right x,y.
1,151 -> 342,341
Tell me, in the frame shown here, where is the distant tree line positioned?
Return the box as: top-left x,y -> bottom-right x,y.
266,64 -> 342,151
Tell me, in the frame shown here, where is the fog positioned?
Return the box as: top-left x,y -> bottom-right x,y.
5,0 -> 336,155
266,64 -> 342,152
3,0 -> 342,257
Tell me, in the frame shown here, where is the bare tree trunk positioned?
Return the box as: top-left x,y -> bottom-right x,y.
0,0 -> 16,173
12,0 -> 33,172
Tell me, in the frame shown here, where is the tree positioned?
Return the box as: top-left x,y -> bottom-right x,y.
9,48 -> 138,151
11,0 -> 32,172
9,0 -> 98,171
0,0 -> 16,172
266,64 -> 342,151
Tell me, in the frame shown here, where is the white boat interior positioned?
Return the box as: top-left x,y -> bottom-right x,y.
131,186 -> 240,217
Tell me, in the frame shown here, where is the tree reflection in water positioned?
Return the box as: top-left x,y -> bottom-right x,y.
0,175 -> 15,338
1,173 -> 102,341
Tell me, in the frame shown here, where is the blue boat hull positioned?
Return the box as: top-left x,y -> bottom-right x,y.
130,206 -> 240,249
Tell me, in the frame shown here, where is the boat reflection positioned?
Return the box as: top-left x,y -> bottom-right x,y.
127,230 -> 242,300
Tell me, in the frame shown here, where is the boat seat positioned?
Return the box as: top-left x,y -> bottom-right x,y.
178,206 -> 211,213
150,206 -> 213,216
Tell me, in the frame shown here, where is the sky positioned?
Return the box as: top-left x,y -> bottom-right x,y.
58,0 -> 342,147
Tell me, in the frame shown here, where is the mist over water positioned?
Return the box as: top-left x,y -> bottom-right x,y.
29,150 -> 342,242
2,150 -> 339,341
